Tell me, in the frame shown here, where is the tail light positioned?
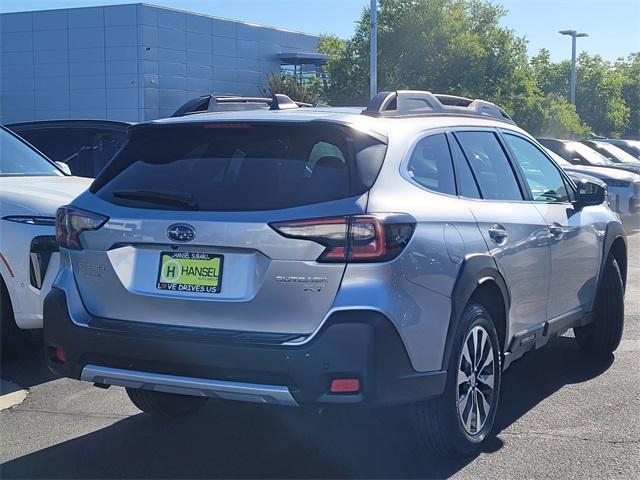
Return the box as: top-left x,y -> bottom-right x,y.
270,214 -> 415,263
55,206 -> 108,250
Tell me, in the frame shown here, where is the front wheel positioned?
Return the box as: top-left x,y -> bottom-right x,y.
414,303 -> 502,457
126,388 -> 208,417
574,255 -> 624,354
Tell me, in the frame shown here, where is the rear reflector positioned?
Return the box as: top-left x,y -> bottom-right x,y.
330,378 -> 361,393
51,347 -> 66,364
270,213 -> 415,263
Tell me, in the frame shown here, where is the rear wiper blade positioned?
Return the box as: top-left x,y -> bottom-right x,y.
112,189 -> 199,210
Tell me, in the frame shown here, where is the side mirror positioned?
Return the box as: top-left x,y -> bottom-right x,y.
574,178 -> 607,207
55,161 -> 72,175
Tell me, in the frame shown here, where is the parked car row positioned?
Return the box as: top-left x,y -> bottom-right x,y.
542,147 -> 640,215
0,91 -> 629,458
539,138 -> 640,215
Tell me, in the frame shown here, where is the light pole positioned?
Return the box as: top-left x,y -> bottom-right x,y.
559,29 -> 588,105
370,0 -> 377,99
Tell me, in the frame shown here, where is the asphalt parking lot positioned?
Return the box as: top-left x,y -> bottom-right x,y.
1,218 -> 638,479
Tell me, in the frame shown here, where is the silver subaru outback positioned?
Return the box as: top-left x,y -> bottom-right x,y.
45,91 -> 626,457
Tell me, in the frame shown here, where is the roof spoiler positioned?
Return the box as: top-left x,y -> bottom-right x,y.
362,90 -> 515,124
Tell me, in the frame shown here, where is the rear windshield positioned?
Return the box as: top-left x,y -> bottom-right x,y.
92,122 -> 386,211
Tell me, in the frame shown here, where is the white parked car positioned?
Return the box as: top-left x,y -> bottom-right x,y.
0,126 -> 91,358
543,147 -> 640,215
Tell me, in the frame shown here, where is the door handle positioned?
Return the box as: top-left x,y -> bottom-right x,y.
488,224 -> 508,244
548,223 -> 564,239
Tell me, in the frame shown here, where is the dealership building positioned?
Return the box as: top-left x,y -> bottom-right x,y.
0,3 -> 327,123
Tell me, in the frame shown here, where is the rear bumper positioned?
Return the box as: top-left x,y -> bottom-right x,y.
44,288 -> 446,407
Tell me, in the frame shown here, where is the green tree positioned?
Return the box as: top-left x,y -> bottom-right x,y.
505,93 -> 590,138
317,34 -> 346,58
325,0 -> 532,105
259,73 -> 321,104
615,53 -> 640,138
320,0 -> 637,138
530,49 -> 570,99
575,53 -> 629,137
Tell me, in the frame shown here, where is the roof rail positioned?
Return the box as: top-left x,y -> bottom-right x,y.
171,94 -> 313,117
362,90 -> 515,124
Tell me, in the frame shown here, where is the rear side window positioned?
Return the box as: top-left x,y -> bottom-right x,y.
93,123 -> 386,211
454,131 -> 523,201
406,133 -> 456,195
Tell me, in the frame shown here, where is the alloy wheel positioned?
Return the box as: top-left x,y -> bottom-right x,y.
457,325 -> 496,436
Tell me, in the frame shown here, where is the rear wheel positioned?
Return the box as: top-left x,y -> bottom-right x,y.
574,255 -> 624,354
414,303 -> 502,457
126,388 -> 209,417
0,280 -> 26,360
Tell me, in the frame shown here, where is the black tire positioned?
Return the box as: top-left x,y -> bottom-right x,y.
574,255 -> 624,354
414,303 -> 502,457
0,279 -> 26,361
126,388 -> 208,417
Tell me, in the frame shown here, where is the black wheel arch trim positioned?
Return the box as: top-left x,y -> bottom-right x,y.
442,254 -> 511,371
594,221 -> 627,308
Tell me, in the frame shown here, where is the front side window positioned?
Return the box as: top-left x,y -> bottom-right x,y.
453,131 -> 523,201
566,142 -> 612,166
591,142 -> 640,165
542,146 -> 572,167
406,133 -> 456,195
0,128 -> 62,177
504,134 -> 571,203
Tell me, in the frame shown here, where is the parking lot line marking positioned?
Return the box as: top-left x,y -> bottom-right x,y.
0,385 -> 28,411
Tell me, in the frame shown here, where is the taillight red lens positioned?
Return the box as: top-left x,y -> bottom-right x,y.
270,214 -> 415,263
269,216 -> 349,261
55,206 -> 108,250
349,215 -> 386,260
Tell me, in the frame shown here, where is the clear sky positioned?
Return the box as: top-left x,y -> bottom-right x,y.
1,0 -> 638,62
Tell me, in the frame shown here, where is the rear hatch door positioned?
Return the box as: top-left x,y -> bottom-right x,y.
70,120 -> 387,337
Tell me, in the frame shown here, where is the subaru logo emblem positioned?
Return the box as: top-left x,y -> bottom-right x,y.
167,224 -> 196,243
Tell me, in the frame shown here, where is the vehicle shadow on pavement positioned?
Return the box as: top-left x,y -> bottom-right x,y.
0,336 -> 614,479
495,335 -> 613,434
0,339 -> 57,390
